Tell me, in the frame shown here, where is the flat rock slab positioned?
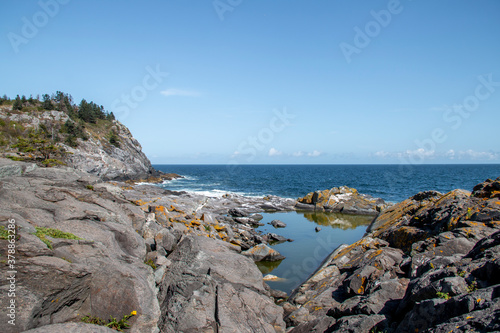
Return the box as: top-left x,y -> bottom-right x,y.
157,235 -> 285,333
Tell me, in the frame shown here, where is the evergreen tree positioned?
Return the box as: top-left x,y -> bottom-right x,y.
106,111 -> 116,121
78,99 -> 95,123
42,94 -> 53,110
13,95 -> 22,110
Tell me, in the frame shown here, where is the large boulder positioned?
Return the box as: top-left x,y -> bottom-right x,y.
157,235 -> 285,333
296,186 -> 389,216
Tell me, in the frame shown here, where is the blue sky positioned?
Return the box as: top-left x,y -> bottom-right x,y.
1,0 -> 500,164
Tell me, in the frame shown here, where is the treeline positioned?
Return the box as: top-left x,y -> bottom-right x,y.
0,91 -> 116,123
1,92 -> 121,164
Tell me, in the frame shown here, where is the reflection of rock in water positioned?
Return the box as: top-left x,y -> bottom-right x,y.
256,259 -> 284,275
302,212 -> 373,230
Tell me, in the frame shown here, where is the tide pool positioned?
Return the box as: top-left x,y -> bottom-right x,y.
255,211 -> 374,294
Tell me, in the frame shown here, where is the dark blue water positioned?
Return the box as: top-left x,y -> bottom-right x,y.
154,164 -> 499,202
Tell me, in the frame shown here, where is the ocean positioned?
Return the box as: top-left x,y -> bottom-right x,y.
153,164 -> 500,293
154,164 -> 500,202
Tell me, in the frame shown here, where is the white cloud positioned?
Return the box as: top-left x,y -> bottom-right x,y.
268,148 -> 283,157
457,150 -> 500,160
307,150 -> 322,157
373,149 -> 500,161
292,151 -> 304,157
405,148 -> 436,158
160,89 -> 200,97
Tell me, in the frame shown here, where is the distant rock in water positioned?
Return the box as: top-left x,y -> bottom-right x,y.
296,186 -> 389,215
315,226 -> 321,232
270,219 -> 287,228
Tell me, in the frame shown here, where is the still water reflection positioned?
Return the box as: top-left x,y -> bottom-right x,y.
255,211 -> 373,294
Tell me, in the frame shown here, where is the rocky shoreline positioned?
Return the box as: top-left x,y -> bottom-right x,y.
0,157 -> 499,332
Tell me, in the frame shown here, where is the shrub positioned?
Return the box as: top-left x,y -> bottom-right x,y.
436,291 -> 451,300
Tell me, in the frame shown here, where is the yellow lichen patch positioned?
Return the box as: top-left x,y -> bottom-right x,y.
170,205 -> 185,214
133,199 -> 150,207
357,276 -> 367,294
214,225 -> 226,232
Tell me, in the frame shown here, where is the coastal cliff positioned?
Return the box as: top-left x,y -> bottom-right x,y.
0,94 -> 171,181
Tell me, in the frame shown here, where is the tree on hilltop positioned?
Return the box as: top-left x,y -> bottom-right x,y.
13,95 -> 22,110
42,94 -> 53,110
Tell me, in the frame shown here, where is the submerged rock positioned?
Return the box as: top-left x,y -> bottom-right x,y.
271,219 -> 287,228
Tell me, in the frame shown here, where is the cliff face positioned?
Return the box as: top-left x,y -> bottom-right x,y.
0,106 -> 157,180
63,119 -> 156,180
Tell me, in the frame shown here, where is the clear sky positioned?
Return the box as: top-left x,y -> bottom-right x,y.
1,0 -> 499,164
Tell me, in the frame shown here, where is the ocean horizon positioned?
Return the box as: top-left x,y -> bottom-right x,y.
154,164 -> 500,203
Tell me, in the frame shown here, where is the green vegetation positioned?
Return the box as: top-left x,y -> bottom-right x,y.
42,159 -> 66,167
86,184 -> 94,190
204,225 -> 211,232
108,130 -> 120,147
144,259 -> 156,270
34,227 -> 82,249
81,311 -> 137,331
0,226 -> 9,240
467,280 -> 478,293
436,291 -> 451,300
0,91 -> 119,164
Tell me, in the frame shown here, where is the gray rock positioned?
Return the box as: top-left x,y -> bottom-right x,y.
270,219 -> 287,228
228,208 -> 248,217
242,244 -> 286,262
250,213 -> 264,221
0,165 -> 159,333
23,323 -> 117,333
154,228 -> 177,253
157,235 -> 285,333
330,314 -> 386,333
266,232 -> 292,244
